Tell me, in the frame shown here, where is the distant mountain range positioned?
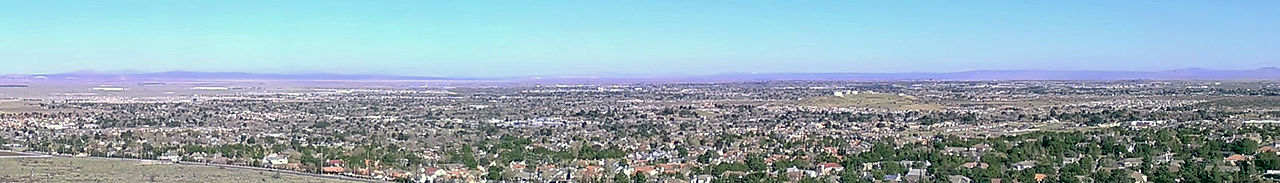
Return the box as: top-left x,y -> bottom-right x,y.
5,67 -> 1280,82
2,71 -> 452,82
521,67 -> 1280,82
693,67 -> 1280,81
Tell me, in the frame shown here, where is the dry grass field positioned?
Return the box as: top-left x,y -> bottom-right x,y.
1195,96 -> 1280,109
797,92 -> 942,111
0,101 -> 40,114
0,157 -> 357,183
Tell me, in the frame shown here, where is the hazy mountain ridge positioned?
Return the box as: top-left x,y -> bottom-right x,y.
20,71 -> 451,81
690,67 -> 1280,81
6,67 -> 1280,82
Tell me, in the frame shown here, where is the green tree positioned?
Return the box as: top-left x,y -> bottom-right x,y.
1256,152 -> 1280,170
632,173 -> 647,183
486,165 -> 504,180
1229,140 -> 1259,155
614,172 -> 629,183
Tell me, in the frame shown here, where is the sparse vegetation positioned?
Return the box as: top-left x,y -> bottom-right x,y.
0,157 -> 354,182
797,92 -> 941,111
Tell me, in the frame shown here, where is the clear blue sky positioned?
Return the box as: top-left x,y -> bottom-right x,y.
1,1 -> 1277,77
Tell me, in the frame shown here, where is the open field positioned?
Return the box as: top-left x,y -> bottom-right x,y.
0,157 -> 359,183
1195,96 -> 1280,109
0,101 -> 42,114
796,92 -> 942,111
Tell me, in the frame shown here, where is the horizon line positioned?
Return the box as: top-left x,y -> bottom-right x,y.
7,66 -> 1279,78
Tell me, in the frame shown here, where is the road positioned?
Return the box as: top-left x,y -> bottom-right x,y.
0,150 -> 51,158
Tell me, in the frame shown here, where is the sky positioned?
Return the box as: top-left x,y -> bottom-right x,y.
1,1 -> 1278,77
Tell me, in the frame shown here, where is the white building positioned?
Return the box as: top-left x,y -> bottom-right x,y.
158,154 -> 182,163
262,153 -> 288,165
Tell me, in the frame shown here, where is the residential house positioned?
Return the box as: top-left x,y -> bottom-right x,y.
905,168 -> 928,182
820,163 -> 844,175
1033,174 -> 1048,182
158,153 -> 182,163
1012,160 -> 1037,171
691,174 -> 714,183
323,166 -> 345,173
960,162 -> 989,169
262,153 -> 288,166
1120,158 -> 1143,169
1130,171 -> 1148,183
1259,146 -> 1279,154
785,167 -> 817,180
1154,153 -> 1176,164
1224,154 -> 1252,165
884,174 -> 902,182
947,175 -> 972,183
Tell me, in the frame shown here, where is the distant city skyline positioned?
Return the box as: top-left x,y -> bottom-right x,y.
2,1 -> 1278,77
